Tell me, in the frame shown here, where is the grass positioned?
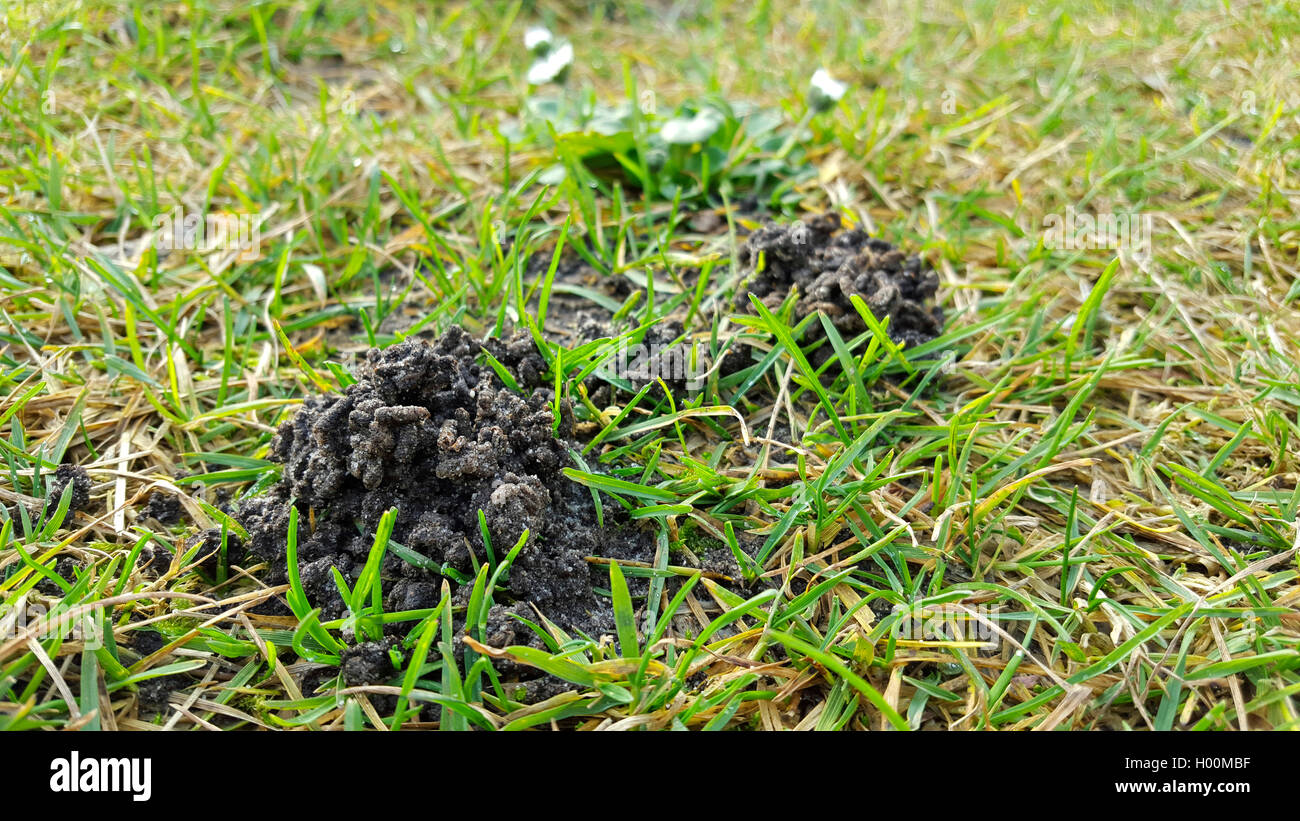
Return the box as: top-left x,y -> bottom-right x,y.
0,0 -> 1297,731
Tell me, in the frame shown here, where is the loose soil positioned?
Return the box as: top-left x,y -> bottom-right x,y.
734,212 -> 944,350
518,211 -> 945,409
141,491 -> 183,526
202,213 -> 931,695
48,464 -> 93,514
230,325 -> 657,686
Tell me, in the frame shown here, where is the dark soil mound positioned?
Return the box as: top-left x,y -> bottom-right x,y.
734,213 -> 943,349
127,631 -> 184,714
141,492 -> 183,525
35,555 -> 81,596
231,325 -> 653,643
48,464 -> 93,513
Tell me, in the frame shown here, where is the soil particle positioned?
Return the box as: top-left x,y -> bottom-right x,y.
340,638 -> 400,687
135,678 -> 178,713
136,544 -> 169,577
233,325 -> 654,640
130,630 -> 168,658
48,464 -> 93,513
298,665 -> 342,698
35,556 -> 81,596
141,491 -> 183,525
187,527 -> 238,578
128,631 -> 184,714
734,212 -> 943,349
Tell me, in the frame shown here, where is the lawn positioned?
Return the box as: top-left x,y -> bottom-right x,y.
0,0 -> 1297,731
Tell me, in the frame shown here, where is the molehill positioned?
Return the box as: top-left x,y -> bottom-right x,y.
735,212 -> 943,350
230,326 -> 654,676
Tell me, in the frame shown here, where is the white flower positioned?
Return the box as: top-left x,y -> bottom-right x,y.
524,26 -> 553,57
659,109 -> 724,145
809,69 -> 848,112
527,41 -> 573,85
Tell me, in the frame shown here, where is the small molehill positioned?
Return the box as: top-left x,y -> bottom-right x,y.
48,464 -> 93,514
141,492 -> 183,525
231,326 -> 653,643
735,213 -> 944,349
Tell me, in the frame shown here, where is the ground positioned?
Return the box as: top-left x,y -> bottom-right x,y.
0,0 -> 1297,731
